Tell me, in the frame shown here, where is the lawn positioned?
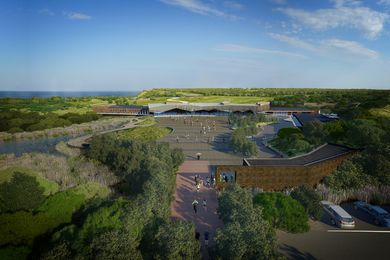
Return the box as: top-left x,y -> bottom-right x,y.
117,125 -> 171,141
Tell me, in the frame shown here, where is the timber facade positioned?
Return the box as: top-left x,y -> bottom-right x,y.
216,143 -> 357,191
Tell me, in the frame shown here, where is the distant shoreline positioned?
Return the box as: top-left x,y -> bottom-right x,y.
0,91 -> 139,98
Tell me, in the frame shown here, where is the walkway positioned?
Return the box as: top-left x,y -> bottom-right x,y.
171,160 -> 223,259
67,118 -> 151,148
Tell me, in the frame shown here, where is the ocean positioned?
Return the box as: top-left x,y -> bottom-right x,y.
0,91 -> 140,98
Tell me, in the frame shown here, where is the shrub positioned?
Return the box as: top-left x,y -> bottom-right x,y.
253,192 -> 309,233
290,185 -> 322,220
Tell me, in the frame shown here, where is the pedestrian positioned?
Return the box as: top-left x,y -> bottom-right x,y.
195,232 -> 200,240
203,199 -> 207,211
192,199 -> 199,214
196,183 -> 200,192
206,176 -> 210,187
204,231 -> 209,246
194,175 -> 198,186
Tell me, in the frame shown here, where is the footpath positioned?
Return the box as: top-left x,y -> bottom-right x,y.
171,161 -> 223,260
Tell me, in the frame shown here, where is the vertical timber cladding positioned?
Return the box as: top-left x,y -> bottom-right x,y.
215,152 -> 355,191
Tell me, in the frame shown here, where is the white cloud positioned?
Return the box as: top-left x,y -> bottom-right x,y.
39,8 -> 55,16
160,0 -> 239,19
323,39 -> 379,59
215,43 -> 307,59
378,0 -> 390,6
63,11 -> 92,20
278,1 -> 389,39
224,1 -> 244,10
269,33 -> 316,51
270,33 -> 379,59
269,0 -> 287,5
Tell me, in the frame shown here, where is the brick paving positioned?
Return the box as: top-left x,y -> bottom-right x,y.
171,160 -> 223,259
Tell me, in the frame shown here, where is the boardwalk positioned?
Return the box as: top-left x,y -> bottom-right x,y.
171,161 -> 223,259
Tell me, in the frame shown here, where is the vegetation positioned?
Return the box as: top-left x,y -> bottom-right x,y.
116,125 -> 171,141
0,111 -> 101,133
229,114 -> 276,157
0,183 -> 109,246
253,192 -> 309,233
269,127 -> 312,157
215,184 -> 280,259
0,172 -> 45,213
290,185 -> 323,220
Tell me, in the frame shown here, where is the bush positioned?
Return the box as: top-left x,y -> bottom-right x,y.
290,185 -> 322,220
0,172 -> 45,213
253,192 -> 309,233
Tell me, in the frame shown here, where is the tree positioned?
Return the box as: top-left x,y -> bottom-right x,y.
253,192 -> 309,233
0,172 -> 45,213
214,185 -> 280,259
302,120 -> 328,146
90,230 -> 142,260
152,220 -> 201,260
324,160 -> 371,191
290,185 -> 322,220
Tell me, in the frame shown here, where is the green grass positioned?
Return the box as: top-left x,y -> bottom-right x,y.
117,125 -> 171,141
369,105 -> 390,119
0,246 -> 30,260
0,183 -> 109,246
0,167 -> 59,196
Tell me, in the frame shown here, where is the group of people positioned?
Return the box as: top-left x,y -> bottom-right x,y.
192,173 -> 213,247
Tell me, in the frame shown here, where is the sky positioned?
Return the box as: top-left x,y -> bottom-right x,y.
1,0 -> 390,91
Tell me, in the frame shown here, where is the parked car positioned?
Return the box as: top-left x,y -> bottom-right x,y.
321,201 -> 355,228
354,201 -> 390,227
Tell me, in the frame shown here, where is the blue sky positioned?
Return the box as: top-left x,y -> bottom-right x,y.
1,0 -> 390,91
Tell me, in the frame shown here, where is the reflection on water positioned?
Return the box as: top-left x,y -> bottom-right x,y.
0,135 -> 81,156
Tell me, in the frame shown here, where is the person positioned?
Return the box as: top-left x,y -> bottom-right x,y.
194,175 -> 198,186
204,231 -> 209,246
203,199 -> 207,211
192,199 -> 199,214
195,232 -> 200,240
206,177 -> 210,187
196,183 -> 200,192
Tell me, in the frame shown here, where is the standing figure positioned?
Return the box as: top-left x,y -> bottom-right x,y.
204,232 -> 209,246
203,199 -> 207,211
192,199 -> 199,214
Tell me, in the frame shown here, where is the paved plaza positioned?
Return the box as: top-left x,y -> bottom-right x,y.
157,116 -> 243,165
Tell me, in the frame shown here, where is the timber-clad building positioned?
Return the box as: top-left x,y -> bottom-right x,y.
216,143 -> 357,191
93,105 -> 149,115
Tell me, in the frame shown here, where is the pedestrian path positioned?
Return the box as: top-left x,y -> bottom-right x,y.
171,161 -> 223,259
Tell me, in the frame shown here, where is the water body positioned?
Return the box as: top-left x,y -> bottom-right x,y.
0,135 -> 82,157
0,91 -> 139,98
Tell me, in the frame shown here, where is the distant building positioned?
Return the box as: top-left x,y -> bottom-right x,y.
216,143 -> 357,191
93,105 -> 149,115
265,106 -> 319,116
148,102 -> 270,116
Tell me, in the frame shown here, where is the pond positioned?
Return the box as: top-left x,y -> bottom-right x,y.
0,135 -> 82,156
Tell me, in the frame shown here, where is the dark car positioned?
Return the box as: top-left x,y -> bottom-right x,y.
354,201 -> 390,227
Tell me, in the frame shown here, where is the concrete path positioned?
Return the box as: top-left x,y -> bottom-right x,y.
67,118 -> 152,148
171,161 -> 223,259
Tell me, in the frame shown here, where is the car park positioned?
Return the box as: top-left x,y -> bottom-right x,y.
321,201 -> 355,228
354,201 -> 390,227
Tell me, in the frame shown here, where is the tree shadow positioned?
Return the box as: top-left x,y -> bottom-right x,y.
279,243 -> 317,260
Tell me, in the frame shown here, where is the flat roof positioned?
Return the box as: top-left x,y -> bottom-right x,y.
293,113 -> 337,125
244,143 -> 356,167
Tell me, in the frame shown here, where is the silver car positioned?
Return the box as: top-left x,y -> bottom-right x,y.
321,201 -> 355,228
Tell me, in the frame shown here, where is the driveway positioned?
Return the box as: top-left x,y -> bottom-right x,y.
277,203 -> 390,260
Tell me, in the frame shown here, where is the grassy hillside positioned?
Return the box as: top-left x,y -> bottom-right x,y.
117,125 -> 171,141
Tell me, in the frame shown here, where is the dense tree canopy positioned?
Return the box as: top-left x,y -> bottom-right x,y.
0,172 -> 45,213
214,185 -> 280,260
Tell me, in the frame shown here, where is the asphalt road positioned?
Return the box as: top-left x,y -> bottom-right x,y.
278,203 -> 390,260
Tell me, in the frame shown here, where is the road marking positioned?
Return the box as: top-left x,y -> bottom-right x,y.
327,230 -> 390,233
